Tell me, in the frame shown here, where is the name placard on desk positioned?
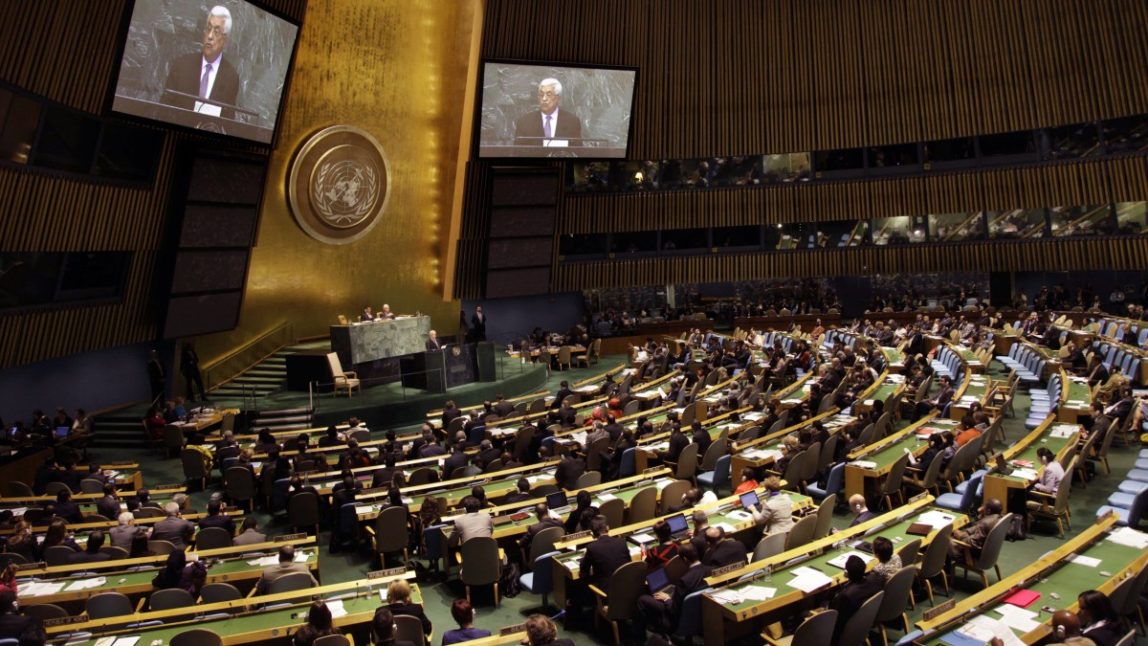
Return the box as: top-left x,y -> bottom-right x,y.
500,622 -> 527,636
711,562 -> 743,577
14,562 -> 45,571
44,616 -> 87,627
275,533 -> 308,542
153,483 -> 184,490
562,530 -> 591,542
368,566 -> 408,579
922,599 -> 955,621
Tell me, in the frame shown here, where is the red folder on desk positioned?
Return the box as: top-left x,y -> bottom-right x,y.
1003,589 -> 1041,608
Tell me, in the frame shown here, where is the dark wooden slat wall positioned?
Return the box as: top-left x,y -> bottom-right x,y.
482,0 -> 1148,158
0,0 -> 305,369
558,157 -> 1148,235
553,237 -> 1148,292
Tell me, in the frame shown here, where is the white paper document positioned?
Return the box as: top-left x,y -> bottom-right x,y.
1049,425 -> 1079,439
850,460 -> 878,470
787,566 -> 834,593
995,605 -> 1041,633
740,585 -> 776,601
1067,554 -> 1101,568
957,615 -> 1027,646
327,599 -> 347,618
1106,527 -> 1148,549
21,580 -> 66,597
827,551 -> 876,569
916,510 -> 957,529
65,576 -> 107,591
247,555 -> 279,566
711,589 -> 743,604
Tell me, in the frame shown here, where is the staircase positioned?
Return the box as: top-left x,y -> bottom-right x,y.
249,407 -> 313,433
92,412 -> 149,449
207,342 -> 325,409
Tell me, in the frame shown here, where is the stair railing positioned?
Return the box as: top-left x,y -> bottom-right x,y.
202,321 -> 295,393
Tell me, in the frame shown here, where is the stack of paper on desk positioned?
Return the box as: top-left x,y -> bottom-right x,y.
1107,526 -> 1148,549
786,566 -> 833,593
916,510 -> 956,529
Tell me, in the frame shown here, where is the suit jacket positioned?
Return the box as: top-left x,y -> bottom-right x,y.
109,525 -> 139,551
152,517 -> 194,549
449,511 -> 493,546
163,52 -> 241,120
443,451 -> 469,476
703,539 -> 748,568
552,388 -> 574,408
667,432 -> 690,463
580,535 -> 630,591
555,456 -> 586,490
514,109 -> 583,145
96,495 -> 120,522
426,338 -> 442,351
255,562 -> 316,595
504,490 -> 534,505
849,510 -> 878,527
958,513 -> 1000,551
198,513 -> 236,536
233,529 -> 267,546
830,573 -> 884,639
0,613 -> 39,640
493,400 -> 515,417
384,602 -> 432,638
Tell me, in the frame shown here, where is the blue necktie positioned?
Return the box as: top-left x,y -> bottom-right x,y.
544,115 -> 552,138
199,63 -> 213,99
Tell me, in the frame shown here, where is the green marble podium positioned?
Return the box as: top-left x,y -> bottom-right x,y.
330,315 -> 431,366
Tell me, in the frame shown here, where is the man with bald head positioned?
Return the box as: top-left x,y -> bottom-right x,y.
514,78 -> 583,146
426,329 -> 442,351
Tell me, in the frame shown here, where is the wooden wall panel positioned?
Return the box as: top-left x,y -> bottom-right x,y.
557,158 -> 1148,234
0,0 -> 306,369
482,0 -> 1148,157
555,237 -> 1148,291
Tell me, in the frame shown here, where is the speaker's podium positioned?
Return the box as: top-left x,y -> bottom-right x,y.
401,342 -> 496,393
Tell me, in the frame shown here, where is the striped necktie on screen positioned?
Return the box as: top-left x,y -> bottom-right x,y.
199,63 -> 213,99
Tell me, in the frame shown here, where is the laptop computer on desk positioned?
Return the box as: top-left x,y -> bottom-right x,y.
547,490 -> 572,515
666,514 -> 690,540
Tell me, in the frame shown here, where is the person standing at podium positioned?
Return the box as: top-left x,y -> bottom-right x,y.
514,78 -> 582,146
359,306 -> 376,322
378,304 -> 396,320
163,6 -> 241,120
471,305 -> 487,342
426,330 -> 442,351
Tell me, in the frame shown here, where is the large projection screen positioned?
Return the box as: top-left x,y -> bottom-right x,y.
111,0 -> 299,145
478,61 -> 637,159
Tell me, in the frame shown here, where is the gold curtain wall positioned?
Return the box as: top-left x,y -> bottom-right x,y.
555,237 -> 1148,291
195,0 -> 479,365
481,0 -> 1148,158
559,157 -> 1148,234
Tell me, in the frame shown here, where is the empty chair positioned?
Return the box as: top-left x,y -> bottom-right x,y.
762,608 -> 837,646
98,546 -> 129,560
575,471 -> 602,488
199,582 -> 242,604
21,604 -> 67,623
170,629 -> 223,646
195,526 -> 233,550
917,524 -> 952,605
43,482 -> 72,496
458,536 -> 501,605
371,505 -> 410,567
670,443 -> 700,483
5,481 -> 33,497
812,494 -> 837,540
697,453 -> 732,494
224,466 -> 256,512
751,532 -> 787,563
327,352 -> 360,397
954,513 -> 1011,588
43,545 -> 76,566
807,462 -> 845,502
784,513 -> 817,551
313,635 -> 350,646
393,615 -> 425,646
879,453 -> 910,510
590,560 -> 646,646
86,592 -> 134,619
407,467 -> 436,486
78,478 -> 104,494
149,588 -> 194,611
181,448 -> 210,491
598,497 -> 625,529
519,550 -> 559,610
288,490 -> 321,535
627,487 -> 658,524
267,571 -> 317,594
700,437 -> 727,472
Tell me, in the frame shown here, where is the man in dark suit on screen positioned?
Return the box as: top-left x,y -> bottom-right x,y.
163,5 -> 241,120
514,78 -> 583,146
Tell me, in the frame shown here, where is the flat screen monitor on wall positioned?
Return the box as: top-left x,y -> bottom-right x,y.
478,61 -> 637,159
110,0 -> 300,145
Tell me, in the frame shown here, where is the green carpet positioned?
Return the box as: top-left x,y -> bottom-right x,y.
96,357 -> 1148,645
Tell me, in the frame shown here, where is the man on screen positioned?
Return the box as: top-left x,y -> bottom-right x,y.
514,78 -> 582,146
163,6 -> 241,120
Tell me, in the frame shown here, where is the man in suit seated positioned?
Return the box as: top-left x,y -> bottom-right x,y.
197,499 -> 235,536
828,555 -> 884,641
552,381 -> 574,409
449,495 -> 493,547
579,516 -> 630,593
162,5 -> 241,120
233,517 -> 267,546
949,498 -> 1002,565
68,531 -> 111,564
514,78 -> 583,146
520,502 -> 563,556
701,525 -> 747,568
504,478 -> 534,505
254,545 -> 317,594
847,494 -> 877,527
152,502 -> 195,550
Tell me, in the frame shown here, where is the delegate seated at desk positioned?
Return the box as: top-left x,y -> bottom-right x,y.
254,545 -> 317,595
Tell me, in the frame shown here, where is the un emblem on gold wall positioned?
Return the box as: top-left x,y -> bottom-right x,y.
288,125 -> 390,245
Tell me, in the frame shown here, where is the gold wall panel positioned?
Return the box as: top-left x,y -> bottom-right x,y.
196,0 -> 480,365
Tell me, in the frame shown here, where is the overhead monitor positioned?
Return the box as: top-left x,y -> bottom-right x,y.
477,61 -> 637,159
110,0 -> 300,145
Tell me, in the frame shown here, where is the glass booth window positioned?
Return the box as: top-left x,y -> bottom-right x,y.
775,223 -> 814,250
988,209 -> 1046,239
1115,202 -> 1148,235
1049,205 -> 1114,237
713,225 -> 761,250
871,216 -> 925,245
817,220 -> 868,247
660,228 -> 708,251
928,212 -> 984,243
